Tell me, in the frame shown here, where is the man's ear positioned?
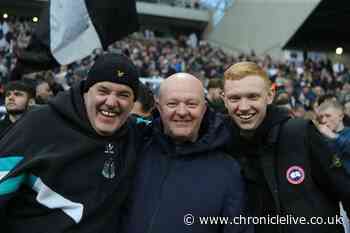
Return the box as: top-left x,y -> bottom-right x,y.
220,91 -> 225,101
221,92 -> 229,109
28,98 -> 36,106
156,99 -> 161,113
267,86 -> 275,105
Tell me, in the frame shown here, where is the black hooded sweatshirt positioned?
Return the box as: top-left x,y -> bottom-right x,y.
0,82 -> 142,233
227,105 -> 350,233
228,106 -> 290,233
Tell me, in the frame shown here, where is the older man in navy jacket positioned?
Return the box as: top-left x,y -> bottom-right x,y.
122,73 -> 252,233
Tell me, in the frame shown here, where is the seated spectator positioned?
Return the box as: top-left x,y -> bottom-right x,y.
293,104 -> 306,118
206,78 -> 226,113
131,82 -> 155,121
0,20 -> 10,51
274,89 -> 291,108
316,99 -> 350,172
339,82 -> 350,104
0,81 -> 35,134
35,80 -> 54,105
345,101 -> 350,119
317,94 -> 350,127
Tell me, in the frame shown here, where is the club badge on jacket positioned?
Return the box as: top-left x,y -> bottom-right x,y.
102,143 -> 116,179
286,165 -> 305,185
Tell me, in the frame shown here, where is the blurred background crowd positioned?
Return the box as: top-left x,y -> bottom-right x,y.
1,17 -> 350,123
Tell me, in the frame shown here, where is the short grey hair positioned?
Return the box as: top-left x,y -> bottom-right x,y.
318,99 -> 344,113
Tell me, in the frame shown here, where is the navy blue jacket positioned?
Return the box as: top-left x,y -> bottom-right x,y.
122,111 -> 252,233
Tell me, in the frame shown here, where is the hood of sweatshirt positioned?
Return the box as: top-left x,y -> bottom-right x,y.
152,109 -> 231,157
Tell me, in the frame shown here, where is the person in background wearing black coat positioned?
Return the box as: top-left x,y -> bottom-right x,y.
130,82 -> 155,122
122,73 -> 252,233
206,78 -> 227,114
222,61 -> 350,233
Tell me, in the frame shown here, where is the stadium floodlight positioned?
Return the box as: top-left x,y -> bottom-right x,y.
336,47 -> 343,55
3,13 -> 8,19
33,17 -> 39,23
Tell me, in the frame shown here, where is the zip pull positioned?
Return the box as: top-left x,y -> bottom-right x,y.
102,143 -> 117,179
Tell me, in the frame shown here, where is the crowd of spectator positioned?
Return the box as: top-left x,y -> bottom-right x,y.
1,12 -> 350,233
1,17 -> 350,122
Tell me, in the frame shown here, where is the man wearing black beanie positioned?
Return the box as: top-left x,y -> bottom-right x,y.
84,53 -> 139,99
0,53 -> 144,233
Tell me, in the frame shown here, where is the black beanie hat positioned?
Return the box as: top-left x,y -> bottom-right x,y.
84,53 -> 140,100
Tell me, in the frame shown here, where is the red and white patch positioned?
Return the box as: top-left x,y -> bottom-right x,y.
286,166 -> 305,185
